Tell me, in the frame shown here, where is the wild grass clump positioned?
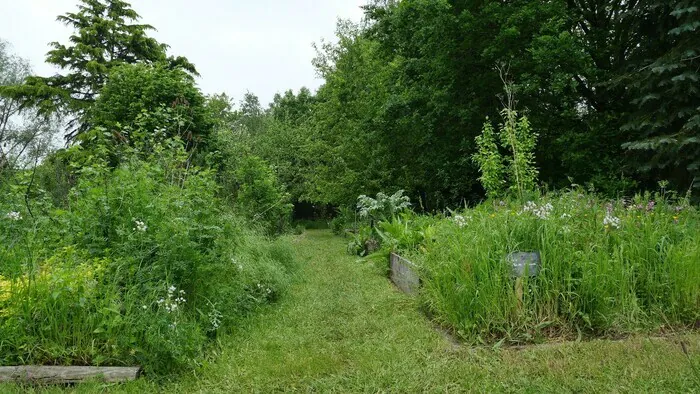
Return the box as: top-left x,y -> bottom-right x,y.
0,138 -> 296,375
382,189 -> 699,344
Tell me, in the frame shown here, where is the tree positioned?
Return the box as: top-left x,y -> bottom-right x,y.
621,0 -> 700,190
0,0 -> 196,140
269,88 -> 316,127
87,63 -> 211,150
0,40 -> 58,173
237,92 -> 266,135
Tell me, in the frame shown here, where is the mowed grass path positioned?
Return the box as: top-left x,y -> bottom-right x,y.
6,230 -> 700,393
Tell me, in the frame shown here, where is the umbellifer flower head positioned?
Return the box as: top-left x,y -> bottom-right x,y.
5,211 -> 21,221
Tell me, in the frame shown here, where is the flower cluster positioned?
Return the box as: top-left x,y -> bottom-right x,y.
522,201 -> 553,220
626,201 -> 656,212
256,283 -> 273,297
452,215 -> 467,228
603,214 -> 621,229
5,211 -> 22,221
157,285 -> 186,313
133,219 -> 147,232
232,257 -> 244,271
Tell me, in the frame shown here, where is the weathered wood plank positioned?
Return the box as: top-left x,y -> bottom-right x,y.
0,366 -> 141,383
390,253 -> 420,295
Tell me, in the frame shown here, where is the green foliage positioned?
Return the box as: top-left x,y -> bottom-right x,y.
249,0 -> 698,208
379,190 -> 700,344
357,190 -> 412,223
0,134 -> 296,375
87,63 -> 212,150
67,230 -> 700,393
0,40 -> 58,173
474,108 -> 539,200
344,190 -> 414,256
474,119 -> 506,198
233,156 -> 293,235
500,109 -> 539,199
330,206 -> 357,235
0,0 -> 196,140
375,212 -> 436,253
621,0 -> 700,189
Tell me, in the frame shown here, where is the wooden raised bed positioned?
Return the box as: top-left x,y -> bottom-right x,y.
0,366 -> 141,384
389,252 -> 420,295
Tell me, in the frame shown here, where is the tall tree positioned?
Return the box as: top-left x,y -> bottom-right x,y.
621,0 -> 700,190
0,40 -> 58,172
0,0 -> 196,140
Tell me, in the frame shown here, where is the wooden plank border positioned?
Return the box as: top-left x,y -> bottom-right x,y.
389,252 -> 420,295
0,366 -> 141,384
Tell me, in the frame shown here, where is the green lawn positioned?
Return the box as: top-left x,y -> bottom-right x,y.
3,230 -> 699,393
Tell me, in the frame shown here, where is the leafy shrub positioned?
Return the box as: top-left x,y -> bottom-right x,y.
357,190 -> 412,223
86,63 -> 213,150
330,206 -> 358,235
346,191 -> 415,256
0,137 -> 296,375
233,155 -> 293,234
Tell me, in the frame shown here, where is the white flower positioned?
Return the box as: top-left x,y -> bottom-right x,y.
560,213 -> 572,219
452,215 -> 467,228
522,201 -> 537,212
5,211 -> 22,221
522,202 -> 553,219
603,214 -> 621,229
142,305 -> 148,310
133,219 -> 147,232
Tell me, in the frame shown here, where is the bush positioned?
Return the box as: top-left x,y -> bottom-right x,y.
379,188 -> 700,344
330,206 -> 357,235
0,137 -> 296,375
233,155 -> 293,234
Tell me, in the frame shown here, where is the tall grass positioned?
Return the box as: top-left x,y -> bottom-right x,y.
389,189 -> 699,344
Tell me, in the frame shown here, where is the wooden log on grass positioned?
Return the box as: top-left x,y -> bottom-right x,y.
0,366 -> 141,383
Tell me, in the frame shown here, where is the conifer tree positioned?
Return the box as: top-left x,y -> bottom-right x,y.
0,0 -> 197,140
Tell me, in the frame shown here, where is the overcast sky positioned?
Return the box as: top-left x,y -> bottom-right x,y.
0,0 -> 366,106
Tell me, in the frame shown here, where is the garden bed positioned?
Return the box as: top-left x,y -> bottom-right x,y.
389,253 -> 420,295
377,191 -> 700,345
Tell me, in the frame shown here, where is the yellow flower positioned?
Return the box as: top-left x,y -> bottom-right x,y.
0,275 -> 11,304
